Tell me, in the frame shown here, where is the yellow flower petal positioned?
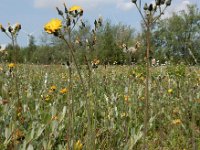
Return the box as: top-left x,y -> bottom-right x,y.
69,5 -> 83,12
44,18 -> 62,34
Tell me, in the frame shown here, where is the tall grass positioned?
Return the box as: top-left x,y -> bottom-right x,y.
0,64 -> 199,149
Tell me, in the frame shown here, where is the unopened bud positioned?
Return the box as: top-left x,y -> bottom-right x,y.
132,0 -> 137,4
143,3 -> 148,10
166,0 -> 171,6
0,24 -> 6,32
156,0 -> 161,6
148,4 -> 153,11
161,0 -> 165,5
56,7 -> 63,16
63,3 -> 68,14
8,26 -> 13,33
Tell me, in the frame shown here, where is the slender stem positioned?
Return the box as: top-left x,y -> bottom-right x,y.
143,22 -> 150,150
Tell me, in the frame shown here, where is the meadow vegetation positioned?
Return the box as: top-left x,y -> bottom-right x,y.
0,0 -> 200,150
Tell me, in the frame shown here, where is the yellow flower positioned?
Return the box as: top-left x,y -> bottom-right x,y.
44,95 -> 50,101
168,88 -> 173,94
8,63 -> 15,68
0,66 -> 3,71
60,88 -> 68,94
50,85 -> 57,91
172,119 -> 182,125
14,23 -> 21,32
69,5 -> 83,12
74,140 -> 83,150
51,115 -> 59,121
44,18 -> 62,34
124,95 -> 129,102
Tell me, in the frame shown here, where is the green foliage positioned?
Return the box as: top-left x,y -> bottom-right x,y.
153,4 -> 200,64
0,65 -> 200,149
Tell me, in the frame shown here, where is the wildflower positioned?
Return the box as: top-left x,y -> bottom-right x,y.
0,66 -> 3,71
50,85 -> 57,91
8,63 -> 15,69
60,88 -> 68,94
13,129 -> 25,143
121,112 -> 128,118
173,107 -> 180,114
172,119 -> 182,125
91,59 -> 100,68
168,88 -> 173,94
124,95 -> 129,102
44,95 -> 50,101
14,23 -> 21,32
51,115 -> 59,121
74,140 -> 83,150
69,5 -> 83,12
44,19 -> 62,34
0,23 -> 6,32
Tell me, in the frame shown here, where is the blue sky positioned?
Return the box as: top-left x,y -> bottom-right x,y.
0,0 -> 199,47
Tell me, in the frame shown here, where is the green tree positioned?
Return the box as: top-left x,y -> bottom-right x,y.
153,4 -> 200,64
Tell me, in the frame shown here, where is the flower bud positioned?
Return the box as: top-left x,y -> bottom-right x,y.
98,17 -> 103,26
148,4 -> 153,11
56,7 -> 63,16
161,0 -> 165,5
143,3 -> 148,10
132,0 -> 137,4
79,10 -> 83,16
81,20 -> 85,28
166,0 -> 171,6
67,17 -> 71,27
155,0 -> 161,6
63,3 -> 68,14
153,5 -> 157,11
0,24 -> 6,32
8,26 -> 13,33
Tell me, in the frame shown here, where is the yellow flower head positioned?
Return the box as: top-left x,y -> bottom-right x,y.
50,85 -> 57,91
44,95 -> 51,101
168,88 -> 173,94
0,23 -> 6,32
124,95 -> 129,102
8,63 -> 15,68
74,140 -> 83,150
0,66 -> 3,71
69,5 -> 83,12
44,18 -> 62,34
60,88 -> 68,94
172,119 -> 182,125
14,23 -> 21,32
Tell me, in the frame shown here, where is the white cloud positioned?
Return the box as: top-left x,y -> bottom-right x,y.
34,0 -> 135,11
116,0 -> 134,11
162,0 -> 191,18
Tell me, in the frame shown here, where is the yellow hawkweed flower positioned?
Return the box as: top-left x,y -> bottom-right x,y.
124,95 -> 129,102
172,119 -> 182,125
45,95 -> 50,101
44,18 -> 62,34
51,115 -> 59,121
8,63 -> 15,68
50,85 -> 57,91
14,23 -> 21,32
74,140 -> 83,150
60,88 -> 68,94
69,5 -> 83,12
168,88 -> 173,94
0,66 -> 3,71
